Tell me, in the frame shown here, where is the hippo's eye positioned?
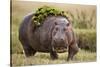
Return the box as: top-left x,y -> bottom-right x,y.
66,23 -> 70,26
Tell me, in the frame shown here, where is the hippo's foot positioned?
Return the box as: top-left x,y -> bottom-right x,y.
67,44 -> 79,61
50,51 -> 58,60
23,44 -> 37,57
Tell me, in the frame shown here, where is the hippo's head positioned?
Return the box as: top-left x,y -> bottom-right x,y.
52,17 -> 73,49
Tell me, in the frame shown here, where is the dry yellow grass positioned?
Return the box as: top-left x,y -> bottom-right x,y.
11,49 -> 96,66
12,1 -> 96,16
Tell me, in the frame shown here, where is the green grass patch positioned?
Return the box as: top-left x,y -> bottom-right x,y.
74,29 -> 96,52
11,49 -> 96,66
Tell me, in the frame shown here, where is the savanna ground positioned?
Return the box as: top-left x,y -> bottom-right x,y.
11,1 -> 96,66
12,50 -> 96,66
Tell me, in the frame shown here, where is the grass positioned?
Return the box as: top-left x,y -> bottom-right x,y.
11,49 -> 96,66
74,29 -> 96,52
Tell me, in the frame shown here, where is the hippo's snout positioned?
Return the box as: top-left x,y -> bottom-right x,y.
53,37 -> 65,44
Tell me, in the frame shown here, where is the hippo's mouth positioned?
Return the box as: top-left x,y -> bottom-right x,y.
55,47 -> 67,53
52,41 -> 68,53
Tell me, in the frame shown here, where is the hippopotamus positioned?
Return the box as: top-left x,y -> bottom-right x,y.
19,13 -> 79,61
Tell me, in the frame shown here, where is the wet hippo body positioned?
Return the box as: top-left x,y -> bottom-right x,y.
19,13 -> 79,61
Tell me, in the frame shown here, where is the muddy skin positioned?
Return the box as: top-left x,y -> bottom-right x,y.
19,13 -> 79,61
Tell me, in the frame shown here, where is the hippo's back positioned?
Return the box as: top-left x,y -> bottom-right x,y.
19,13 -> 34,45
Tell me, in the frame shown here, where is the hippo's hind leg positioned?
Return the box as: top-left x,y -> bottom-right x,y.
67,43 -> 79,61
21,41 -> 37,57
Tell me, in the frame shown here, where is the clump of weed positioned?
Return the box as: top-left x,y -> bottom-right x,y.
31,6 -> 69,27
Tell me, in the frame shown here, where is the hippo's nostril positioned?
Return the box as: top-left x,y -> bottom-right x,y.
61,38 -> 63,41
53,37 -> 64,44
61,38 -> 64,41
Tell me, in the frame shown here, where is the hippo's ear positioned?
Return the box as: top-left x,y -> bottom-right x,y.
55,22 -> 58,25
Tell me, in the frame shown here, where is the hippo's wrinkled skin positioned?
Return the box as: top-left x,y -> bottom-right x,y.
19,13 -> 79,61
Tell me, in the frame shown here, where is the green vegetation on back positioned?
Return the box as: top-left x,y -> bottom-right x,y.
32,6 -> 68,27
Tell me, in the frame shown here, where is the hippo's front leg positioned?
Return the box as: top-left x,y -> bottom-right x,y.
49,43 -> 58,60
50,47 -> 58,60
67,43 -> 79,61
